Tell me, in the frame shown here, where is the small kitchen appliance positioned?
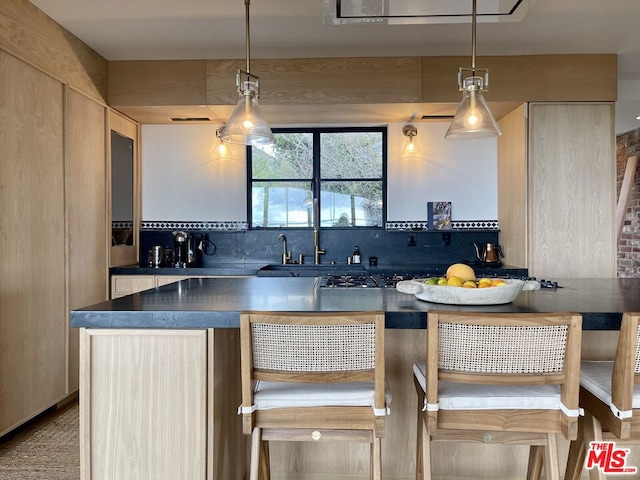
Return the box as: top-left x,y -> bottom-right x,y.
473,243 -> 503,265
173,231 -> 188,268
148,245 -> 163,267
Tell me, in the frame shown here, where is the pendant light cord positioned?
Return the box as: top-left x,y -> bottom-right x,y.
245,0 -> 251,74
471,0 -> 476,76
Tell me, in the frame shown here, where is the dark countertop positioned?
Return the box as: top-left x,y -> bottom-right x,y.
110,263 -> 529,277
110,263 -> 267,276
72,277 -> 640,330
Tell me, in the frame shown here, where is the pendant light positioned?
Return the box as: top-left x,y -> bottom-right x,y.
220,0 -> 274,146
445,0 -> 502,141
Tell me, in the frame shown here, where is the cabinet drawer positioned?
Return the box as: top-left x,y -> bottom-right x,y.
111,275 -> 155,299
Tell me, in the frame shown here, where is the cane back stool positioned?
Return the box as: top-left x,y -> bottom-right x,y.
413,311 -> 582,480
239,311 -> 390,480
565,312 -> 640,480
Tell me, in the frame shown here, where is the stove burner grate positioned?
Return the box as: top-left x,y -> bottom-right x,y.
320,274 -> 377,288
319,273 -> 562,289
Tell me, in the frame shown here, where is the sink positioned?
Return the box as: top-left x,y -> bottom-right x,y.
257,264 -> 366,277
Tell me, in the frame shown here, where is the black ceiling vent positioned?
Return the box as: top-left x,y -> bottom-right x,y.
421,115 -> 455,121
170,117 -> 212,122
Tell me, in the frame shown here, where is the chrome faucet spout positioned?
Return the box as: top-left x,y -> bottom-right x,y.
278,234 -> 290,264
313,228 -> 325,265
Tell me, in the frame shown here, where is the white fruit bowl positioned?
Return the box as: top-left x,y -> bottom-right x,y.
395,278 -> 540,305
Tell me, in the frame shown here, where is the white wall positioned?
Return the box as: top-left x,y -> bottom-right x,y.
142,124 -> 247,221
141,122 -> 497,222
387,122 -> 497,220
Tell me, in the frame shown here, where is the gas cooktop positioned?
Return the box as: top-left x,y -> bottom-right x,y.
319,273 -> 561,289
319,273 -> 425,288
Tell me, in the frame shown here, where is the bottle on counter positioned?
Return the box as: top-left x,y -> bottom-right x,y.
352,245 -> 361,264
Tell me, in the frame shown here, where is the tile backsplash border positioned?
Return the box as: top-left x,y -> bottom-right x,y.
141,221 -> 249,231
140,220 -> 499,232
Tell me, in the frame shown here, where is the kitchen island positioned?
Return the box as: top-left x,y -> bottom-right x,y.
71,277 -> 640,480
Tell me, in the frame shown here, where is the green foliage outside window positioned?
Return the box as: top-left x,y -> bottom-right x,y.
249,128 -> 386,228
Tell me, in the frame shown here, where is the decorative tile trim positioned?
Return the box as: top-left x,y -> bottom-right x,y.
451,220 -> 499,230
112,221 -> 133,229
142,220 -> 498,232
386,220 -> 499,231
141,221 -> 248,231
386,221 -> 430,231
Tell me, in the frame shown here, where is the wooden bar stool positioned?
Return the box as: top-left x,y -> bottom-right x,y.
413,311 -> 582,480
565,312 -> 640,480
239,311 -> 390,480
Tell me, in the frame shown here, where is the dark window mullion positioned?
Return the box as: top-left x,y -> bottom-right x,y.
320,177 -> 382,182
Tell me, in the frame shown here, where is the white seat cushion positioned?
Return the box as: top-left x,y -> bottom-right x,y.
580,361 -> 640,415
254,379 -> 392,411
413,361 -> 563,411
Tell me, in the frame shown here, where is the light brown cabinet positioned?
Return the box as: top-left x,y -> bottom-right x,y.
111,275 -> 210,298
0,49 -> 111,435
0,50 -> 67,436
109,111 -> 140,267
66,87 -> 109,393
79,328 -> 245,480
111,275 -> 156,298
498,102 -> 616,278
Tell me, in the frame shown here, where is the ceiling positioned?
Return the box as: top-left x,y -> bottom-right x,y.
28,0 -> 640,134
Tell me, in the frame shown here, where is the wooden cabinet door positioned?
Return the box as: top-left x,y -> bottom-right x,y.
66,88 -> 108,393
80,329 -> 208,480
0,51 -> 67,436
528,103 -> 616,277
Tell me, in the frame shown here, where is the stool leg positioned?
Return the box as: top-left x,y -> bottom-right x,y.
259,439 -> 270,480
423,428 -> 432,480
250,428 -> 262,480
565,415 -> 586,480
369,434 -> 382,480
527,445 -> 544,480
416,401 -> 425,480
543,433 -> 561,480
583,412 -> 606,480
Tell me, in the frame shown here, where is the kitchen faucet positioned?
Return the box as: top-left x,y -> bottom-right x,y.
313,228 -> 325,265
278,234 -> 291,265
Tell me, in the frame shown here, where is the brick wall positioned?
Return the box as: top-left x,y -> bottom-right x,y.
616,128 -> 640,277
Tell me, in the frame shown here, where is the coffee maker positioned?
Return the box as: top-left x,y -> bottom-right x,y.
173,231 -> 188,268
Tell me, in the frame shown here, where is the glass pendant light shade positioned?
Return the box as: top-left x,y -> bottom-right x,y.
221,80 -> 274,146
219,0 -> 274,147
222,82 -> 275,145
445,77 -> 502,141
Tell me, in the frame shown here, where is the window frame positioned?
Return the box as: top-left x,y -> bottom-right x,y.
246,126 -> 387,229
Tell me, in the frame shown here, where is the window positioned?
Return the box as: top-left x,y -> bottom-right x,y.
248,127 -> 386,228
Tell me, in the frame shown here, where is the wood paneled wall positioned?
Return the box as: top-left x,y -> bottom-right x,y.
0,50 -> 67,435
497,104 -> 528,268
65,88 -> 109,392
422,55 -> 617,103
528,103 -> 616,278
108,54 -> 617,125
0,0 -> 107,103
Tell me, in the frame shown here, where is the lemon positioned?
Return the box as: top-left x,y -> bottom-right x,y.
447,276 -> 464,287
437,277 -> 448,286
445,263 -> 476,282
462,280 -> 477,288
478,277 -> 492,285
